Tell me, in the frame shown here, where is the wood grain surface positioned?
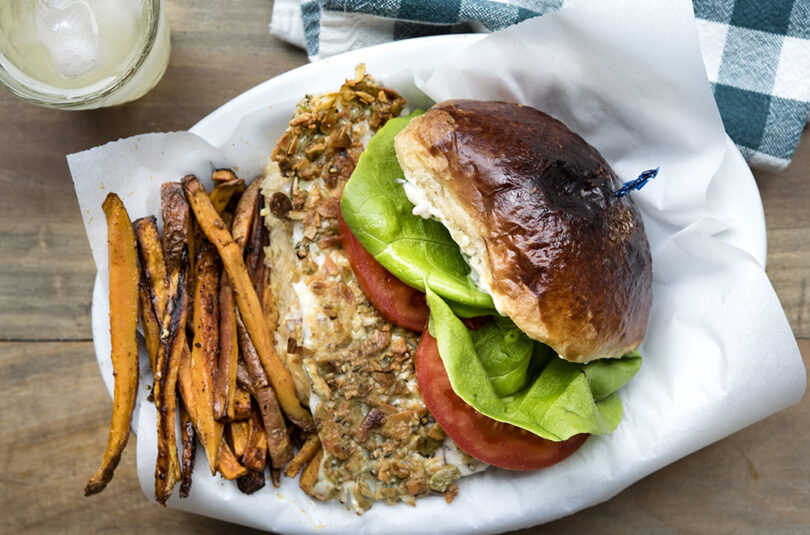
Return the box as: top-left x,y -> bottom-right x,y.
0,1 -> 807,534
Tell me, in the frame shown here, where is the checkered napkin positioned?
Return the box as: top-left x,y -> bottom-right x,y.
271,0 -> 810,171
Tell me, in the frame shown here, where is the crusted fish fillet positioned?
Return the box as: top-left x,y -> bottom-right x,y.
261,66 -> 484,513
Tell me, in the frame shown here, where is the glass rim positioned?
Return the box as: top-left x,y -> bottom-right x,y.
0,0 -> 163,109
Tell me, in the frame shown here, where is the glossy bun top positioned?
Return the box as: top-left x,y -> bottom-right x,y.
395,100 -> 652,362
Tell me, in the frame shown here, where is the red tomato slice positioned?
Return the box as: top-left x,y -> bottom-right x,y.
415,330 -> 588,470
338,210 -> 429,332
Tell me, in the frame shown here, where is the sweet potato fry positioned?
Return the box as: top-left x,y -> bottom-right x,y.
161,182 -> 197,324
244,199 -> 266,294
213,274 -> 238,421
192,241 -> 221,374
250,419 -> 269,468
246,218 -> 275,351
188,241 -> 223,471
212,168 -> 238,183
299,447 -> 323,496
230,177 -> 262,252
241,407 -> 268,472
133,217 -> 167,391
270,468 -> 281,488
179,404 -> 196,498
133,217 -> 166,380
85,193 -> 141,497
160,183 -> 191,277
187,235 -> 199,315
262,270 -> 279,335
236,360 -> 252,392
220,210 -> 233,229
138,274 -> 160,375
179,349 -> 247,480
133,216 -> 169,319
217,436 -> 248,480
182,175 -> 313,430
236,470 -> 266,495
209,178 -> 245,215
236,312 -> 294,468
228,420 -> 251,458
232,385 -> 252,421
236,319 -> 267,390
154,253 -> 188,504
284,434 -> 322,479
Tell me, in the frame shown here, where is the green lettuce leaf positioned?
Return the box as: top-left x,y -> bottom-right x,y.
470,316 -> 535,397
340,111 -> 494,313
426,287 -> 642,441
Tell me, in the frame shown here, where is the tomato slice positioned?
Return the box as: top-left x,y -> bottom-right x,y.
338,210 -> 429,332
415,330 -> 588,470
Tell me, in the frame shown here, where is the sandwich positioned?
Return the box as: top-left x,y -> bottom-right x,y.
261,67 -> 652,513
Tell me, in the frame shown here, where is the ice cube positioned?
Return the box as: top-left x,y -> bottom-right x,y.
36,0 -> 100,79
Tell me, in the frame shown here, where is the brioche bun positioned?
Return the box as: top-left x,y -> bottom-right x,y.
394,100 -> 652,363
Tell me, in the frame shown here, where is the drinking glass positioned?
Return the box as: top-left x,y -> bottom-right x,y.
0,0 -> 170,109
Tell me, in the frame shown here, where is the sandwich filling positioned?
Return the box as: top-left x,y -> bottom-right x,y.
261,67 -> 484,514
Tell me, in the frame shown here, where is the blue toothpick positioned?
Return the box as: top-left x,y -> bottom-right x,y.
614,168 -> 659,198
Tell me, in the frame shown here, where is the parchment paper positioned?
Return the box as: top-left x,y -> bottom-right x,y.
68,0 -> 806,533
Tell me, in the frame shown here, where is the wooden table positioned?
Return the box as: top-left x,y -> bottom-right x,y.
1,2 -> 807,533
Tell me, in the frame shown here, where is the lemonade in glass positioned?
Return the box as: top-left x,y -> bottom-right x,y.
0,0 -> 170,109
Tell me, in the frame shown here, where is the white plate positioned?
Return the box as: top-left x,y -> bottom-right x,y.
91,33 -> 768,534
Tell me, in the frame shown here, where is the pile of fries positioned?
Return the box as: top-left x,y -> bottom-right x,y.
85,171 -> 323,503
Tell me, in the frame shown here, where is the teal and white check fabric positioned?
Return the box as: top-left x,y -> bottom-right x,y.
271,0 -> 810,171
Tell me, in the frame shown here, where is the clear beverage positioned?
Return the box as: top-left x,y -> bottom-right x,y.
0,0 -> 170,109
